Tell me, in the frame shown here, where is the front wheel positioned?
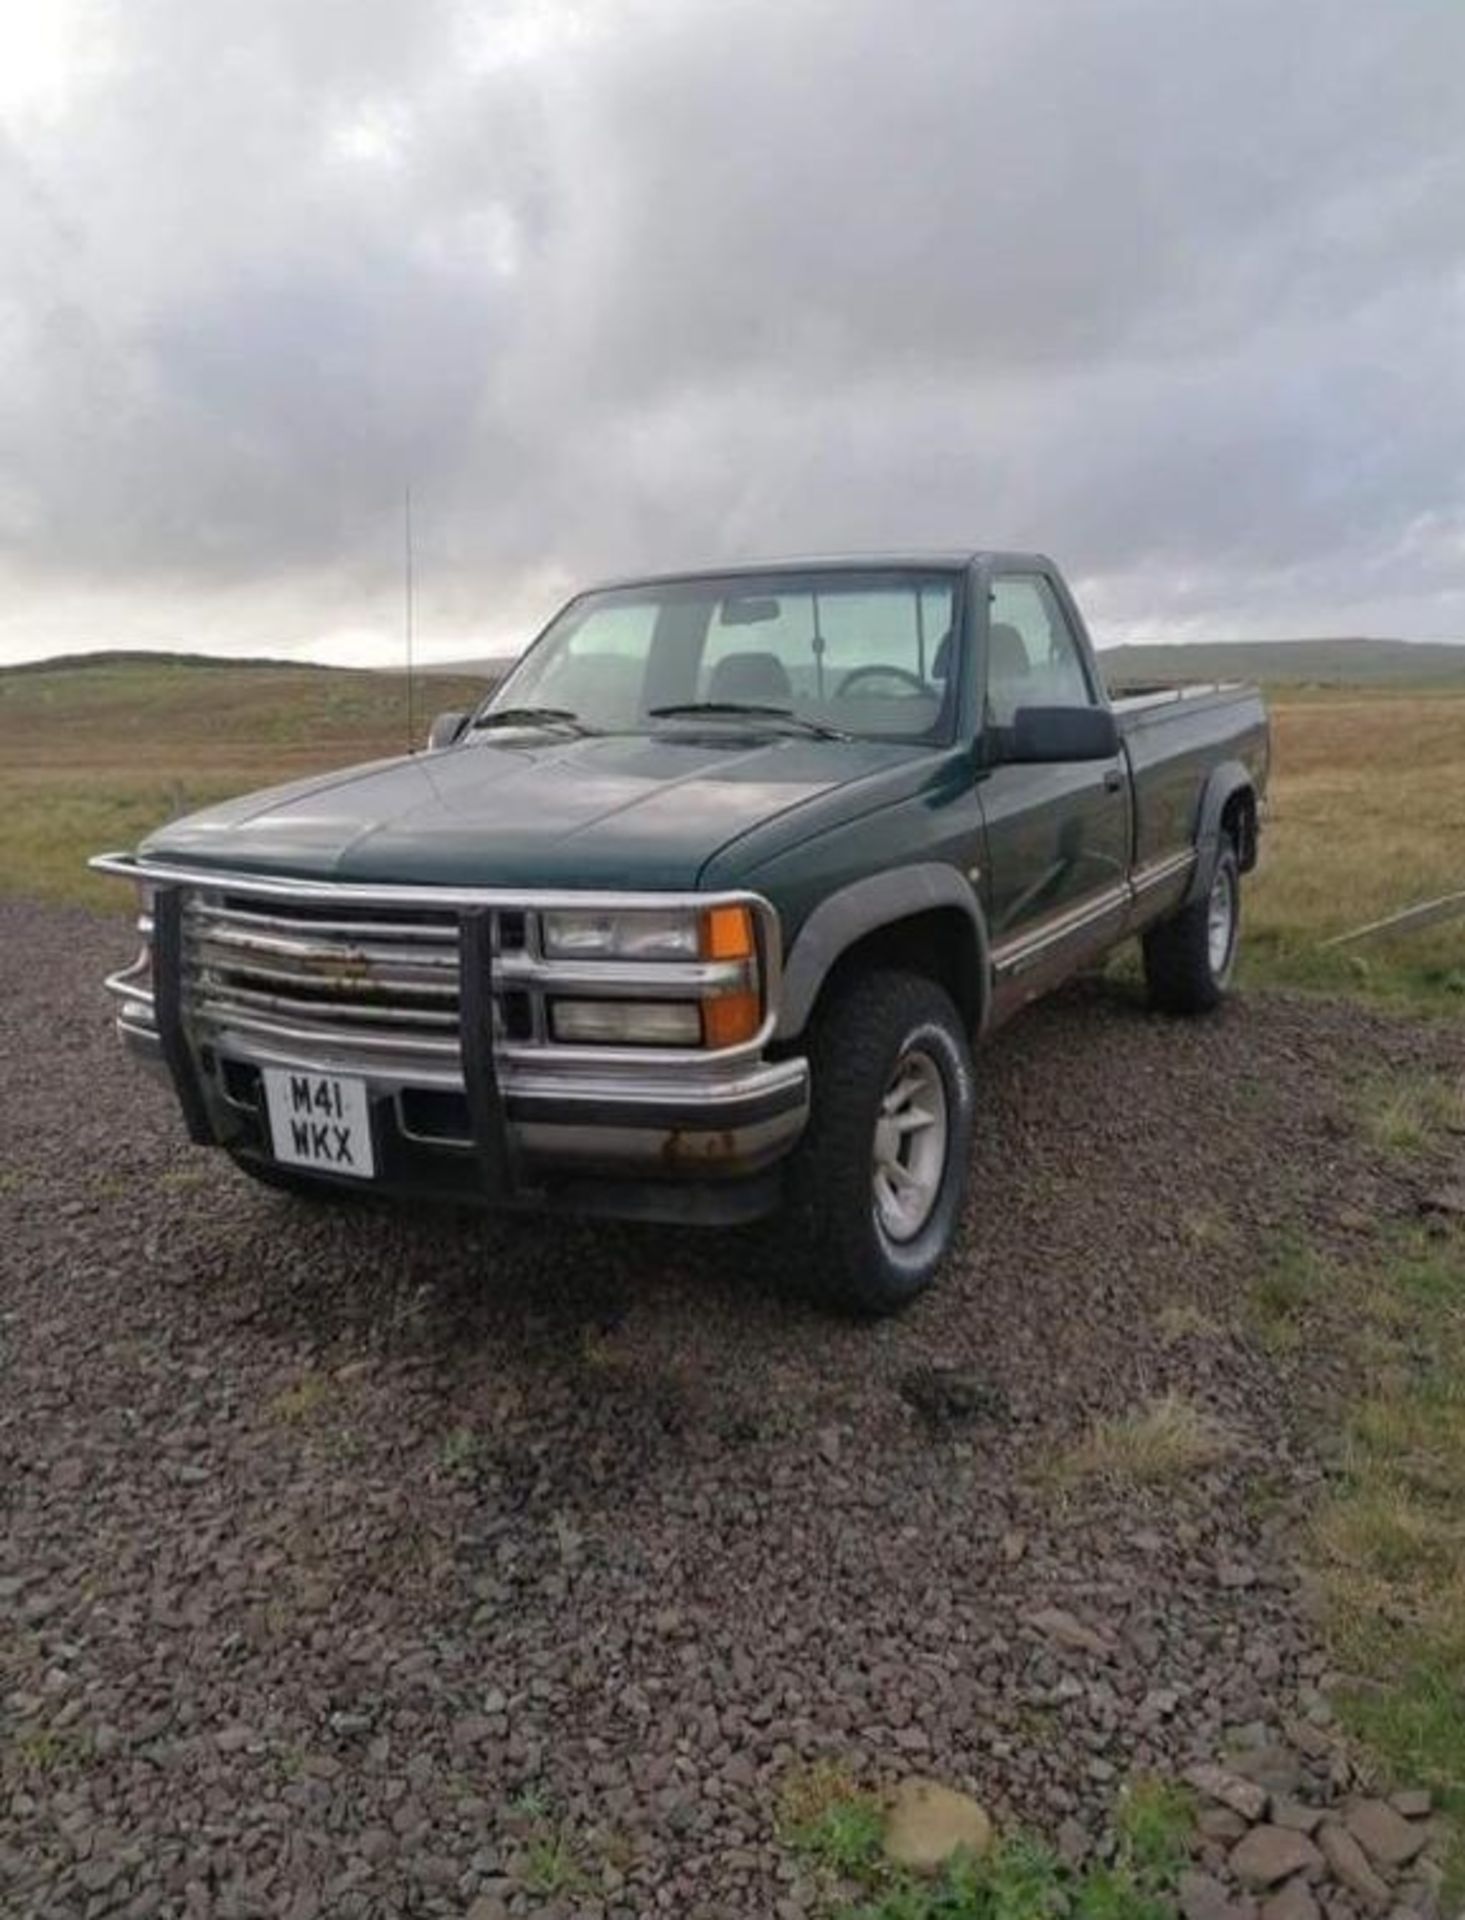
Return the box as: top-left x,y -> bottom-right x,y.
1142,842 -> 1240,1014
784,971 -> 976,1316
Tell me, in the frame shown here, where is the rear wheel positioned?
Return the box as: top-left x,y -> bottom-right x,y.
1142,841 -> 1240,1014
784,970 -> 975,1316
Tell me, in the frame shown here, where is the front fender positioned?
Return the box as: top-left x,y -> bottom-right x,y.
775,863 -> 990,1041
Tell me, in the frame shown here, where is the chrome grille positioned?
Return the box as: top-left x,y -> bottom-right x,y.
183,894 -> 478,1061
92,857 -> 783,1087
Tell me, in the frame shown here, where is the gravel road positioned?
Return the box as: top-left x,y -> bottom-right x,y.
3,898 -> 1460,1919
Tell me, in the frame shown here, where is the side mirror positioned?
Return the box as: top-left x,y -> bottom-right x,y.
427,710 -> 469,751
1002,705 -> 1119,763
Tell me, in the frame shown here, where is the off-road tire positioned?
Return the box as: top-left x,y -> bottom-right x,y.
784,970 -> 975,1316
1142,840 -> 1240,1015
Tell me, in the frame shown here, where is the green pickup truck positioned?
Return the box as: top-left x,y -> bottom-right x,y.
95,554 -> 1268,1313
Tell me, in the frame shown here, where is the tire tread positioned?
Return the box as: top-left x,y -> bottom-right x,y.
784,969 -> 973,1315
1142,843 -> 1238,1015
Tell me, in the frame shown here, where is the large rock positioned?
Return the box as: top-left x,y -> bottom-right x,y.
882,1778 -> 993,1872
1345,1798 -> 1428,1868
1025,1607 -> 1113,1657
1389,1789 -> 1431,1819
1272,1801 -> 1322,1835
1229,1745 -> 1303,1797
1185,1764 -> 1270,1824
1178,1870 -> 1257,1920
1317,1824 -> 1391,1913
1260,1880 -> 1320,1920
1228,1826 -> 1324,1890
1199,1808 -> 1251,1843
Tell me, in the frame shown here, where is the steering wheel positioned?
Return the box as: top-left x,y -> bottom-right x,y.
835,664 -> 929,699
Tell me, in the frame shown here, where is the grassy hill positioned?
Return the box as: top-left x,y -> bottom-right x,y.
0,648 -> 320,675
1100,636 -> 1465,688
0,656 -> 491,908
0,654 -> 491,751
14,634 -> 1465,693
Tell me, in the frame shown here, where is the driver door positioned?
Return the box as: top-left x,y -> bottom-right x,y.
978,572 -> 1131,1017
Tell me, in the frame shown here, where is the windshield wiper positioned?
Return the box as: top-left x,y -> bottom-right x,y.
470,706 -> 599,736
647,702 -> 849,741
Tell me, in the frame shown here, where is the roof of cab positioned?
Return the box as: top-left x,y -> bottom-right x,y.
583,551 -> 1054,593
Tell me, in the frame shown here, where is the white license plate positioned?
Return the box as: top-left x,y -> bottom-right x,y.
262,1069 -> 376,1180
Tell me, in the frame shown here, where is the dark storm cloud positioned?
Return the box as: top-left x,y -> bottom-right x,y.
0,0 -> 1462,661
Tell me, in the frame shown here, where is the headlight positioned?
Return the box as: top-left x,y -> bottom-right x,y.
541,908 -> 700,961
540,903 -> 763,1050
550,1000 -> 703,1046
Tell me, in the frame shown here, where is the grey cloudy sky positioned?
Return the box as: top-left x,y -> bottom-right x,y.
1,0 -> 1462,665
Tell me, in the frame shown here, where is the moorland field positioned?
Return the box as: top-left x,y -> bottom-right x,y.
3,652 -> 1463,1010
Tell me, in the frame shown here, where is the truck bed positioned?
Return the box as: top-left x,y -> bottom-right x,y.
1113,681 -> 1269,878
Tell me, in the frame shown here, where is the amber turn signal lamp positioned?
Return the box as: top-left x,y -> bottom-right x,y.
702,991 -> 760,1049
701,904 -> 754,961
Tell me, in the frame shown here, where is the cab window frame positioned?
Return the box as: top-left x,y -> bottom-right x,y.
984,568 -> 1102,725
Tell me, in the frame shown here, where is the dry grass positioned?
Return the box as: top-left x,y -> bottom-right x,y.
3,664 -> 1464,1006
268,1370 -> 333,1423
1056,1392 -> 1232,1488
1176,1205 -> 1238,1253
0,659 -> 489,910
1155,1301 -> 1224,1344
1242,687 -> 1465,1010
776,1758 -> 872,1838
1359,1072 -> 1465,1155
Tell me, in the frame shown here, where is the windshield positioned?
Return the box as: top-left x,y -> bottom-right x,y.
480,568 -> 962,742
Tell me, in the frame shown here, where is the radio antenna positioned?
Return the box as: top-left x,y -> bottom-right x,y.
403,483 -> 416,753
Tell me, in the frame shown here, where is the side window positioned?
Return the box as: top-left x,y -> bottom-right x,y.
986,576 -> 1095,725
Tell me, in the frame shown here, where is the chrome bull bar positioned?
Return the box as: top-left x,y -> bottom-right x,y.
90,854 -> 809,1189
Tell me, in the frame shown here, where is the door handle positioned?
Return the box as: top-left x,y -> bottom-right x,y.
1103,768 -> 1124,793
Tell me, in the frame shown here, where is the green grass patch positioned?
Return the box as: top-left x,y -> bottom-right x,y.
517,1827 -> 590,1899
1238,931 -> 1465,1020
1247,1238 -> 1329,1352
778,1768 -> 1193,1920
1310,1227 -> 1465,1900
777,1762 -> 886,1879
1111,1776 -> 1193,1882
505,1782 -> 552,1821
834,1824 -> 1187,1920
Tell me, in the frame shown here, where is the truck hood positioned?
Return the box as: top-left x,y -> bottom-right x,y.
140,731 -> 926,890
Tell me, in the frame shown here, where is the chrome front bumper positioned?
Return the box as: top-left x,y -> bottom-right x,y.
94,856 -> 809,1197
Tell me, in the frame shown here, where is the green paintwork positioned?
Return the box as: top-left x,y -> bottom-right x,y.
138,558 -> 1270,996
141,729 -> 931,916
